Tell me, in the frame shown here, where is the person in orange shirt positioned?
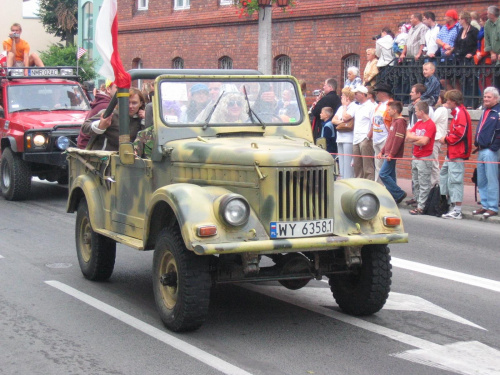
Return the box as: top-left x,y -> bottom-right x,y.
3,23 -> 44,68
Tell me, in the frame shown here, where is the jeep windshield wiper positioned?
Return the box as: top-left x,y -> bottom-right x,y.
203,90 -> 225,130
243,86 -> 265,129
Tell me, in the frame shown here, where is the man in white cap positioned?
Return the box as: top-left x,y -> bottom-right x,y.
352,86 -> 376,180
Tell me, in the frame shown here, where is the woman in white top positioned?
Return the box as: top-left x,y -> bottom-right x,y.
431,90 -> 450,186
332,87 -> 359,179
376,27 -> 395,74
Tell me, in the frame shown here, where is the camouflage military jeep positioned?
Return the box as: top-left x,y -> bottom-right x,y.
66,69 -> 408,332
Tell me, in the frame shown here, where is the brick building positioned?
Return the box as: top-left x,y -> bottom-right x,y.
113,0 -> 492,183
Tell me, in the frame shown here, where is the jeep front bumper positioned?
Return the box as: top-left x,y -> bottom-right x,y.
192,232 -> 408,255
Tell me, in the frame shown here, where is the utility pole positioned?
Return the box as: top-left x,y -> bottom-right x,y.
257,7 -> 272,75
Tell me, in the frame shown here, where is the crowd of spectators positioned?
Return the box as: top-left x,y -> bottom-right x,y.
308,5 -> 500,219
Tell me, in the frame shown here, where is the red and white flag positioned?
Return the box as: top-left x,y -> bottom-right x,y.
77,47 -> 87,60
95,0 -> 131,88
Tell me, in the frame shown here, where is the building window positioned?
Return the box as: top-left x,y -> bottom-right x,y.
274,55 -> 291,75
82,2 -> 94,59
220,0 -> 232,5
218,56 -> 233,69
173,57 -> 184,69
174,0 -> 190,10
343,54 -> 360,85
138,0 -> 148,10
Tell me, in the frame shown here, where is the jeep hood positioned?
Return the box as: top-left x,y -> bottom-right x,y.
167,136 -> 334,167
9,111 -> 87,129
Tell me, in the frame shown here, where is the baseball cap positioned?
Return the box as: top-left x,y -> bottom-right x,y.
352,86 -> 368,94
190,83 -> 209,94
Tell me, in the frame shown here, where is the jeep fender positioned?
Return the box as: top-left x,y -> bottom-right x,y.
1,136 -> 18,152
144,183 -> 268,251
67,174 -> 106,229
333,178 -> 405,235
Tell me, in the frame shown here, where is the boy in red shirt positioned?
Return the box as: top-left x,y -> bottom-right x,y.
439,90 -> 472,219
376,101 -> 408,203
406,101 -> 436,214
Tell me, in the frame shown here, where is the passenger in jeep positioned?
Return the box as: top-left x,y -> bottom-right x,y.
81,88 -> 145,151
77,80 -> 117,149
3,23 -> 44,68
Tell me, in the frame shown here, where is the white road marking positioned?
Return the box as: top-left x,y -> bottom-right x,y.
393,341 -> 500,375
382,292 -> 485,330
243,285 -> 500,375
392,257 -> 500,293
45,281 -> 253,375
320,280 -> 485,330
0,255 -> 4,258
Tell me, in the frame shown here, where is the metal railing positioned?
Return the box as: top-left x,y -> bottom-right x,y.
377,58 -> 500,109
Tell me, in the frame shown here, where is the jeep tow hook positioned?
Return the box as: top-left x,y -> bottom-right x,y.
160,272 -> 177,287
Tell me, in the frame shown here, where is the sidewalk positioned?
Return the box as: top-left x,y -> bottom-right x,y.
396,178 -> 500,224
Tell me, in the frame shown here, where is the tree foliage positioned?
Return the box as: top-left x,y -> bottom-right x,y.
40,44 -> 97,82
37,0 -> 78,46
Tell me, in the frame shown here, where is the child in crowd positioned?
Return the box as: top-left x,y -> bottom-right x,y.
376,101 -> 408,203
406,101 -> 436,215
420,62 -> 441,106
319,107 -> 337,155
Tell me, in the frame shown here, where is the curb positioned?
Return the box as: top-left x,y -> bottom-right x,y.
398,204 -> 500,224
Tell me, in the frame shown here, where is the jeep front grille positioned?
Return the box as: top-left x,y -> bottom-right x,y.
278,168 -> 328,221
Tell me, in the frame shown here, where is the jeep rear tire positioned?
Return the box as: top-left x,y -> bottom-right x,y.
75,198 -> 116,281
1,148 -> 32,201
329,244 -> 391,316
153,227 -> 211,332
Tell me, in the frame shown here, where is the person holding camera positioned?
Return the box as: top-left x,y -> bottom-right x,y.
375,27 -> 395,75
3,23 -> 44,69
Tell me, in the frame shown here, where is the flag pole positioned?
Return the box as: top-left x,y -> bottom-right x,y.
76,44 -> 79,79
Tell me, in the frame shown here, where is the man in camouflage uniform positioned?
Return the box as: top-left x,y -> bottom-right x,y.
133,126 -> 154,158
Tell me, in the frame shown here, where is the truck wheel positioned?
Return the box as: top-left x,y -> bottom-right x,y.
0,148 -> 32,201
153,227 -> 211,332
329,245 -> 391,316
75,198 -> 116,281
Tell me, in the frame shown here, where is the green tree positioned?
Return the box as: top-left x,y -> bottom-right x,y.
37,0 -> 78,46
40,44 -> 97,82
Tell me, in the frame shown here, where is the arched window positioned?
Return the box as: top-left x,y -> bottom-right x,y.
138,0 -> 148,10
342,54 -> 360,85
172,57 -> 184,69
82,2 -> 93,59
218,56 -> 233,69
274,55 -> 291,75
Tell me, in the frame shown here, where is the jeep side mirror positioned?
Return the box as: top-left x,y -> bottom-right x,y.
119,143 -> 135,165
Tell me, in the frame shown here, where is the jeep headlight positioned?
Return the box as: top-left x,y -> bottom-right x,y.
33,134 -> 48,147
341,189 -> 380,221
56,136 -> 70,150
219,195 -> 250,226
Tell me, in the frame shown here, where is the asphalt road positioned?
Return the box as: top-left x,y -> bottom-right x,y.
1,180 -> 499,375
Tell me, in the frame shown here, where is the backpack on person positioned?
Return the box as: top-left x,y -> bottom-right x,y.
423,184 -> 449,216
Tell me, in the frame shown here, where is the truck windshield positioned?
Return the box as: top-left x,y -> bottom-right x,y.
159,79 -> 302,126
8,84 -> 90,113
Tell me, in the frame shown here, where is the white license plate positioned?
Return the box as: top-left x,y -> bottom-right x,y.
30,69 -> 58,76
270,219 -> 333,239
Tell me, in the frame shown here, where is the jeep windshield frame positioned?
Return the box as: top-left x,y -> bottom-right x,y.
7,84 -> 90,113
157,77 -> 303,127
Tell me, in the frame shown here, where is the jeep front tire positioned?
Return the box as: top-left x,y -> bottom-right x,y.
152,227 -> 211,332
329,244 -> 391,316
1,148 -> 32,201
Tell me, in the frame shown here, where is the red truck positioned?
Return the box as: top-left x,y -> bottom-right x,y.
0,67 -> 90,200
